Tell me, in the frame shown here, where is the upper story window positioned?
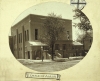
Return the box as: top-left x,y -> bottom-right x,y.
14,35 -> 16,44
20,33 -> 22,43
18,33 -> 22,43
35,29 -> 38,40
67,31 -> 69,40
19,34 -> 20,43
25,31 -> 27,41
24,30 -> 29,41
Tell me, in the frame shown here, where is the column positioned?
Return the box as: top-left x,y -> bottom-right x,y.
22,26 -> 25,59
16,29 -> 19,59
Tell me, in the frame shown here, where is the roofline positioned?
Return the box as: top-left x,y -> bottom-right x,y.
72,44 -> 83,46
11,14 -> 31,27
29,14 -> 72,21
11,14 -> 72,28
55,40 -> 73,42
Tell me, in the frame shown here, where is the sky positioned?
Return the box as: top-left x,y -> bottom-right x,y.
11,2 -> 81,40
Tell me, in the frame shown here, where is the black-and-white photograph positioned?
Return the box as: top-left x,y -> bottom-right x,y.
9,2 -> 93,72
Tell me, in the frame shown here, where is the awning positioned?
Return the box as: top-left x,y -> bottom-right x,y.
73,42 -> 83,46
29,41 -> 48,46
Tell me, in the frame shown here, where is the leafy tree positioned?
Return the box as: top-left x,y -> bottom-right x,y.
76,30 -> 93,43
40,13 -> 66,60
73,9 -> 92,32
76,32 -> 85,43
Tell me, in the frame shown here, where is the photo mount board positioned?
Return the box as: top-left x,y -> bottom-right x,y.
0,0 -> 100,81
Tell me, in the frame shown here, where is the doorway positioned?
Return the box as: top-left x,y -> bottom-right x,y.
28,51 -> 30,59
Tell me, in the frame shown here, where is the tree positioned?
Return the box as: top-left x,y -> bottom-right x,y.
73,9 -> 93,46
73,9 -> 92,32
76,30 -> 93,43
39,13 -> 66,60
76,32 -> 85,43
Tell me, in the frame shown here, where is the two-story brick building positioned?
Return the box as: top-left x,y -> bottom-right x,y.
10,14 -> 73,59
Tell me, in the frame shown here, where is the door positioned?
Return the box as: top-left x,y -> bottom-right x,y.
28,51 -> 30,59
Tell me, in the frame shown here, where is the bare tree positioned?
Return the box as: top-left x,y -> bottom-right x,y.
40,13 -> 66,60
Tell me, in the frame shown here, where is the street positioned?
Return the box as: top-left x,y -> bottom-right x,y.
20,59 -> 81,72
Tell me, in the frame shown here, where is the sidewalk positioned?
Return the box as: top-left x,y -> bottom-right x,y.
18,56 -> 84,64
69,56 -> 84,60
18,59 -> 54,64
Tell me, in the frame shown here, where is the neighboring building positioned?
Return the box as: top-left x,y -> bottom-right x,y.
10,14 -> 72,59
9,36 -> 14,54
55,41 -> 83,58
82,33 -> 93,53
72,41 -> 83,56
